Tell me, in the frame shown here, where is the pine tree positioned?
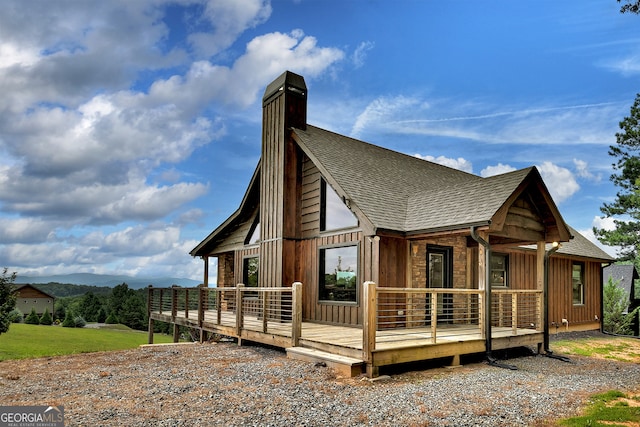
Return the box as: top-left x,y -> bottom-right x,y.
595,93 -> 640,260
25,307 -> 40,325
39,308 -> 53,325
0,268 -> 17,335
62,310 -> 75,328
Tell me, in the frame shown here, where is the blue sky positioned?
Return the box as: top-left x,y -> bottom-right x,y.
0,0 -> 637,281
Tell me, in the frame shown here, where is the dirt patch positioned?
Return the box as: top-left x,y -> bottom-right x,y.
551,332 -> 640,364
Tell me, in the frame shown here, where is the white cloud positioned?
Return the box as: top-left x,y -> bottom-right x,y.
537,161 -> 580,204
352,41 -> 374,68
573,158 -> 601,181
579,216 -> 621,258
352,95 -> 425,138
349,94 -> 621,147
0,1 -> 345,279
414,154 -> 473,173
188,0 -> 272,58
480,163 -> 517,177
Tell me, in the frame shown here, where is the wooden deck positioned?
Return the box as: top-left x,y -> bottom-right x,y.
150,308 -> 542,375
147,284 -> 544,377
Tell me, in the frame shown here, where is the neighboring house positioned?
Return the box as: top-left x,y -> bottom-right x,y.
151,71 -> 613,376
603,264 -> 640,335
14,284 -> 55,317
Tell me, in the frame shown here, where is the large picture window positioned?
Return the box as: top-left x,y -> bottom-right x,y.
572,262 -> 584,306
320,179 -> 358,231
319,245 -> 358,303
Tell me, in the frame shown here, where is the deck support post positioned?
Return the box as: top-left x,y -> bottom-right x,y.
147,286 -> 154,344
148,317 -> 154,344
363,281 -> 377,377
173,323 -> 179,343
292,282 -> 303,347
236,284 -> 244,345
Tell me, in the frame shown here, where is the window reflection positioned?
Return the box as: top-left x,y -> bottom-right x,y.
319,245 -> 358,302
321,180 -> 358,231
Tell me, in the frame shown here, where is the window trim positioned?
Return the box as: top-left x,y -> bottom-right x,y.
320,179 -> 358,233
572,262 -> 585,306
490,253 -> 509,288
242,255 -> 259,298
317,242 -> 360,306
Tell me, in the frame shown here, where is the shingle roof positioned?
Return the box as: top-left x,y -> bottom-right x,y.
557,226 -> 614,261
603,264 -> 637,309
294,125 -> 537,233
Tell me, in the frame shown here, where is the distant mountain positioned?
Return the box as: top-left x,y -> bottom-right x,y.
14,273 -> 201,289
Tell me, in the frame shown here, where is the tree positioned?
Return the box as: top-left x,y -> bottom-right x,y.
78,292 -> 103,322
25,307 -> 40,325
603,276 -> 639,335
619,0 -> 640,14
39,308 -> 53,325
594,94 -> 640,260
62,310 -> 76,328
0,268 -> 17,335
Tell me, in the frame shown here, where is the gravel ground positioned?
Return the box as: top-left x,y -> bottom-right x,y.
1,335 -> 639,426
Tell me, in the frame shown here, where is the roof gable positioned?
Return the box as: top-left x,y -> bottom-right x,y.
293,125 -> 570,241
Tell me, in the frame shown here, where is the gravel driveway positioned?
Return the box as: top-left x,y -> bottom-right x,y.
1,337 -> 639,426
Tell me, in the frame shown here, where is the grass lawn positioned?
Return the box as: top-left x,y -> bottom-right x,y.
0,323 -> 175,361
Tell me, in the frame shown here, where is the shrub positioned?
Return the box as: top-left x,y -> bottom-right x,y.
62,311 -> 75,328
97,307 -> 107,323
39,308 -> 53,325
73,316 -> 86,328
25,308 -> 40,325
105,312 -> 118,324
9,308 -> 23,323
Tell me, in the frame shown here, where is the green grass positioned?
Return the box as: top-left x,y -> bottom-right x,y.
0,323 -> 175,361
558,390 -> 640,426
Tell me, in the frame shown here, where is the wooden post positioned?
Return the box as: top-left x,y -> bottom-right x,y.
147,285 -> 154,344
430,291 -> 437,343
362,281 -> 377,364
216,288 -> 222,325
173,323 -> 179,343
512,293 -> 518,335
184,288 -> 189,319
171,287 -> 178,322
148,317 -> 154,344
291,282 -> 302,347
198,287 -> 204,328
537,242 -> 545,333
262,289 -> 268,333
203,255 -> 209,287
236,284 -> 244,344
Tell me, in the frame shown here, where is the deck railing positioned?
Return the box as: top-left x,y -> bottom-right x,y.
363,282 -> 542,357
149,282 -> 542,362
148,282 -> 302,346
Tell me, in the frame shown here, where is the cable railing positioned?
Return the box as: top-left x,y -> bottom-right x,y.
363,282 -> 543,356
147,283 -> 302,346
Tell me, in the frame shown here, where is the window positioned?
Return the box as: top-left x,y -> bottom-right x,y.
572,262 -> 584,306
243,257 -> 259,288
319,245 -> 358,303
490,254 -> 508,287
320,179 -> 358,231
245,217 -> 260,245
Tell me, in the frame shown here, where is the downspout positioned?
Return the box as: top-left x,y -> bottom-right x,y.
543,242 -> 571,362
543,242 -> 559,352
471,226 -> 518,370
470,226 -> 492,359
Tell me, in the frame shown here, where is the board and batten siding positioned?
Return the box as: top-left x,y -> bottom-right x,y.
547,255 -> 602,329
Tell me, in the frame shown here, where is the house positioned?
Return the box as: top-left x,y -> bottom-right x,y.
603,264 -> 640,335
149,71 -> 613,376
14,284 -> 55,318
